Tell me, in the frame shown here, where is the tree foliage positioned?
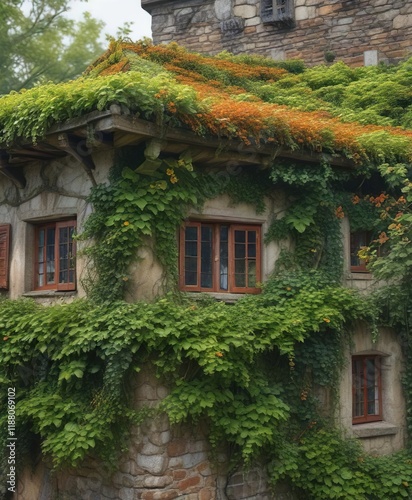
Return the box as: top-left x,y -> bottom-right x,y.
0,0 -> 104,94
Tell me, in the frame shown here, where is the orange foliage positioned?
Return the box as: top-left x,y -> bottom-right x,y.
84,41 -> 412,164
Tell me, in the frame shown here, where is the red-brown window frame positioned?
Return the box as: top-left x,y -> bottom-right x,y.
352,355 -> 382,425
34,219 -> 76,291
179,221 -> 261,294
350,230 -> 372,273
0,224 -> 11,290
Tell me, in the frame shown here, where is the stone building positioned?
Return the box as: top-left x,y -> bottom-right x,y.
0,40 -> 410,499
142,0 -> 412,65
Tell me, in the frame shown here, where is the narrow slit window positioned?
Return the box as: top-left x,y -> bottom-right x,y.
352,355 -> 382,424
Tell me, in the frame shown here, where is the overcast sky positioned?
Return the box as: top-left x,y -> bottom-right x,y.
68,0 -> 152,42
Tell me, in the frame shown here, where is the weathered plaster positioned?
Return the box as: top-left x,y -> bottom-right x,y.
337,323 -> 406,455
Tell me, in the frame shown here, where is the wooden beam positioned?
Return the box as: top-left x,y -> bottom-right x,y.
0,151 -> 26,188
49,133 -> 97,186
96,114 -> 356,169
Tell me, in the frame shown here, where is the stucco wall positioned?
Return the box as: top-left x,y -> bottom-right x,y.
0,150 -> 113,301
143,0 -> 412,65
337,322 -> 406,455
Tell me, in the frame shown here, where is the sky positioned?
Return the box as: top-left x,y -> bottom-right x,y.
68,0 -> 152,42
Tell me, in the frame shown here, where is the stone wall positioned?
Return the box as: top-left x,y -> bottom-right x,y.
16,367 -> 283,500
142,0 -> 412,65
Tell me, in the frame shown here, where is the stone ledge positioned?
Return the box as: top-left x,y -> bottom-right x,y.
352,421 -> 398,438
186,292 -> 246,303
22,290 -> 77,298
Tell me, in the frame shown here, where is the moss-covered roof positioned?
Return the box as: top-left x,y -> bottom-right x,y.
1,39 -> 412,167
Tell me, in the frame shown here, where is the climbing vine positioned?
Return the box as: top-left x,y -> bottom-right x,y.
2,40 -> 412,499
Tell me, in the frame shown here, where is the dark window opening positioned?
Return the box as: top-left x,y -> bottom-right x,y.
352,355 -> 382,424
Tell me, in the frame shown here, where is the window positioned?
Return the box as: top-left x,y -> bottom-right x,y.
350,230 -> 372,272
179,222 -> 261,293
352,355 -> 382,424
261,0 -> 295,26
0,224 -> 11,290
34,220 -> 76,291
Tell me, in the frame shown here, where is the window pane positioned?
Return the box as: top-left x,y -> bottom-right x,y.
350,231 -> 370,268
59,227 -> 69,283
37,229 -> 45,287
184,226 -> 198,286
220,226 -> 228,290
352,358 -> 364,418
201,226 -> 213,288
235,259 -> 246,287
235,230 -> 246,243
46,227 -> 55,284
366,358 -> 379,415
248,259 -> 256,287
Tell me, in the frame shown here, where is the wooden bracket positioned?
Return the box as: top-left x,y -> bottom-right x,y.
56,133 -> 97,186
0,150 -> 26,188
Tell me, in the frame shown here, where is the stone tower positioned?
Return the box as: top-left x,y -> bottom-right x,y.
142,0 -> 412,65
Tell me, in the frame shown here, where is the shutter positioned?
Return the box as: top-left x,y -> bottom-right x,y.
0,224 -> 11,290
261,0 -> 295,26
261,0 -> 275,23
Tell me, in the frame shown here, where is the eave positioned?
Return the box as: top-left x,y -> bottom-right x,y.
0,107 -> 355,188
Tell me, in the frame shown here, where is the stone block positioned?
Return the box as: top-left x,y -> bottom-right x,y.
315,4 -> 335,16
364,50 -> 379,66
178,475 -> 201,491
244,17 -> 260,27
394,13 -> 412,28
150,430 -> 171,447
337,17 -> 354,25
295,6 -> 316,21
199,489 -> 213,500
118,488 -> 135,500
141,442 -> 164,456
233,5 -> 257,19
270,49 -> 286,61
137,454 -> 167,475
214,0 -> 232,21
143,475 -> 173,488
167,439 -> 187,457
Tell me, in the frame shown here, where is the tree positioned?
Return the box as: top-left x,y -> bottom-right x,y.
0,0 -> 105,94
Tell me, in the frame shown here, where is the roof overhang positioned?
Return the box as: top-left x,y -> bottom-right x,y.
0,106 -> 355,188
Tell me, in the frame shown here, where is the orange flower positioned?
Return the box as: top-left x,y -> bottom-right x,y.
335,206 -> 345,219
215,351 -> 223,358
378,232 -> 389,244
352,195 -> 360,205
3,336 -> 9,341
323,318 -> 331,323
123,221 -> 130,226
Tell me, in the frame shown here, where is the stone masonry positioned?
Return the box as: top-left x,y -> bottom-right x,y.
142,0 -> 412,66
16,367 -> 282,499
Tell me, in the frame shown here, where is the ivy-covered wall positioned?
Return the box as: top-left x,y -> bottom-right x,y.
1,139 -> 412,499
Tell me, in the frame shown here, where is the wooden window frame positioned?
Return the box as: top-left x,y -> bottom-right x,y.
261,0 -> 295,26
352,355 -> 383,425
350,230 -> 372,273
0,224 -> 11,290
179,221 -> 261,294
34,219 -> 76,291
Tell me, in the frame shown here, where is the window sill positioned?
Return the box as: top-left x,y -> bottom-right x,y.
23,290 -> 77,298
346,272 -> 373,281
185,292 -> 246,303
352,421 -> 398,439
